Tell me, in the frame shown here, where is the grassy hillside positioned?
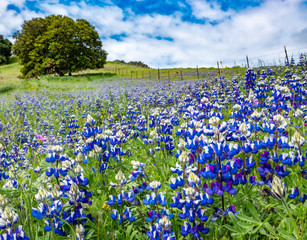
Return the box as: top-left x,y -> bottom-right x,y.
0,59 -> 246,95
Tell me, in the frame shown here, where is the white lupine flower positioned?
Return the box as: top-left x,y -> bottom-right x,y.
293,108 -> 303,117
116,130 -> 125,138
178,138 -> 186,148
35,187 -> 49,201
74,164 -> 84,174
150,129 -> 158,139
271,176 -> 286,200
149,180 -> 161,190
76,224 -> 85,238
178,151 -> 189,164
201,97 -> 209,103
273,114 -> 287,128
76,152 -> 83,162
152,108 -> 160,117
290,132 -> 305,147
159,215 -> 171,229
86,137 -> 94,144
184,187 -> 196,196
251,110 -> 262,120
188,172 -> 200,185
131,160 -> 141,169
239,123 -> 249,136
212,130 -> 225,143
53,145 -> 63,153
187,106 -> 194,112
94,145 -> 102,153
209,117 -> 220,126
0,207 -> 18,227
248,89 -> 254,99
51,185 -> 61,199
2,180 -> 15,189
86,114 -> 94,123
115,171 -> 127,185
233,104 -> 241,110
88,150 -> 95,158
0,195 -> 8,209
61,160 -> 72,171
105,129 -> 112,136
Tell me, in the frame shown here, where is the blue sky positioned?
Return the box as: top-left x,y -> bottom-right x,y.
1,0 -> 307,68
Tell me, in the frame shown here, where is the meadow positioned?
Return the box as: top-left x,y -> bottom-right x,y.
0,55 -> 306,240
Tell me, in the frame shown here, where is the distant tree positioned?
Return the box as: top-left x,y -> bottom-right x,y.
113,59 -> 150,68
13,15 -> 107,78
0,35 -> 12,65
128,61 -> 150,68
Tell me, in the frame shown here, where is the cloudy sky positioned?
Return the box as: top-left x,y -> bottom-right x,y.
1,0 -> 307,68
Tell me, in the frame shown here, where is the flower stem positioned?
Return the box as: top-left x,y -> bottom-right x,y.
282,199 -> 301,240
49,215 -> 57,240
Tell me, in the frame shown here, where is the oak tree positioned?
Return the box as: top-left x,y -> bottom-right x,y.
0,35 -> 12,65
13,15 -> 107,77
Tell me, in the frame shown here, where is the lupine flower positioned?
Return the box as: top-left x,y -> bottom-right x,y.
270,176 -> 286,200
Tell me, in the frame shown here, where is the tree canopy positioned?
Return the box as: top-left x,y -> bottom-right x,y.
0,35 -> 12,65
13,15 -> 107,78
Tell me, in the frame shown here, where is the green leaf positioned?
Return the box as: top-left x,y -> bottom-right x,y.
85,229 -> 96,239
130,231 -> 139,240
264,222 -> 276,235
126,225 -> 133,237
228,212 -> 237,223
237,221 -> 257,229
246,201 -> 261,221
224,224 -> 239,233
237,213 -> 260,225
115,230 -> 125,240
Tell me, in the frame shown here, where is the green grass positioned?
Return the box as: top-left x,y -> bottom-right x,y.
0,59 -> 247,95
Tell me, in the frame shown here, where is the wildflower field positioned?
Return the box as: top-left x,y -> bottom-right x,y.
0,55 -> 307,240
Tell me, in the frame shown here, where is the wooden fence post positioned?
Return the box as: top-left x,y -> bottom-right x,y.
180,69 -> 183,81
284,46 -> 289,65
158,68 -> 160,80
217,61 -> 220,77
246,54 -> 250,68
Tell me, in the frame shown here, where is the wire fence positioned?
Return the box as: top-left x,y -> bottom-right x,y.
103,46 -> 307,81
233,46 -> 307,68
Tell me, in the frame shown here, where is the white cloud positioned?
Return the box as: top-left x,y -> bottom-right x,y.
1,0 -> 306,68
0,0 -> 43,38
187,0 -> 233,20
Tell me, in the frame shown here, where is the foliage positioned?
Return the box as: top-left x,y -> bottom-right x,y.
0,35 -> 12,65
0,56 -> 306,240
114,59 -> 150,68
13,15 -> 107,78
